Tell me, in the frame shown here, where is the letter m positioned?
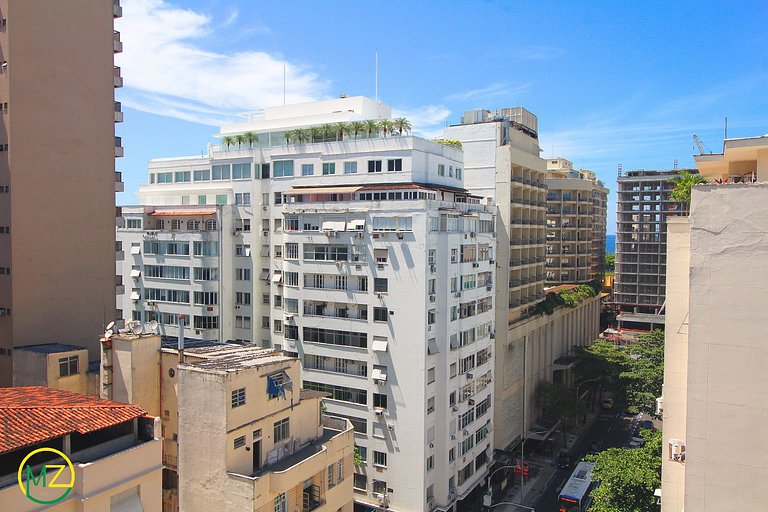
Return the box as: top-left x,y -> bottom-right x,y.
24,465 -> 47,496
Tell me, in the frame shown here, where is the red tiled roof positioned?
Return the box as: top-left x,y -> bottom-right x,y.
0,387 -> 147,453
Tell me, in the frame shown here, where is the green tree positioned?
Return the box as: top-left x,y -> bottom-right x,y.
380,119 -> 394,137
220,135 -> 235,150
668,171 -> 707,213
335,122 -> 350,141
309,126 -> 324,143
587,429 -> 662,512
393,117 -> 412,135
283,129 -> 298,145
243,131 -> 258,149
234,133 -> 246,149
349,121 -> 366,140
294,128 -> 310,144
321,123 -> 337,142
354,447 -> 364,467
605,253 -> 615,273
364,119 -> 380,138
533,381 -> 585,445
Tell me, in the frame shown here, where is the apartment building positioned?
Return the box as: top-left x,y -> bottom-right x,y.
661,135 -> 768,512
0,0 -> 123,385
100,332 -> 354,512
0,386 -> 160,511
614,169 -> 696,330
544,158 -> 608,285
445,112 -> 600,458
116,96 -> 497,512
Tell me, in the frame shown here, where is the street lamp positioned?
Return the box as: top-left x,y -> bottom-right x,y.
484,429 -> 549,510
575,377 -> 600,399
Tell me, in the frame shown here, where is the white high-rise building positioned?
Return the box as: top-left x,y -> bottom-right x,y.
117,96 -> 497,511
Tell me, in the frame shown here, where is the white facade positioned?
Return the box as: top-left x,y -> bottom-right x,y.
117,97 -> 497,512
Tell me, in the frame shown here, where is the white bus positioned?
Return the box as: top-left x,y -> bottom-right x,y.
558,461 -> 597,512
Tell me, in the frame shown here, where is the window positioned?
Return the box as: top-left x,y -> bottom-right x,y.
236,268 -> 251,281
216,194 -> 227,205
426,455 -> 434,472
231,388 -> 246,408
273,319 -> 283,333
374,248 -> 388,263
260,163 -> 270,179
304,244 -> 349,261
344,161 -> 357,174
374,278 -> 388,293
428,309 -> 436,324
194,267 -> 218,281
372,480 -> 387,495
427,367 -> 435,384
303,327 -> 366,348
373,393 -> 387,409
303,381 -> 367,405
354,474 -> 367,491
235,244 -> 251,256
451,248 -> 458,263
438,164 -> 445,176
322,162 -> 336,175
212,164 -> 230,180
387,159 -> 402,172
367,160 -> 382,173
232,163 -> 251,179
234,436 -> 246,449
197,195 -> 207,205
373,307 -> 388,322
59,356 -> 78,377
187,219 -> 200,231
428,279 -> 436,295
274,295 -> 282,308
338,460 -> 343,482
373,451 -> 387,468
274,418 -> 290,442
274,493 -> 286,512
328,464 -> 336,489
262,316 -> 270,329
194,291 -> 218,305
235,193 -> 250,205
126,218 -> 142,229
145,265 -> 190,280
301,163 -> 314,176
194,315 -> 219,329
273,160 -> 294,177
235,315 -> 251,329
194,169 -> 210,182
427,396 -> 435,414
285,243 -> 299,259
235,292 -> 251,305
156,172 -> 172,183
285,272 -> 299,287
193,241 -> 219,256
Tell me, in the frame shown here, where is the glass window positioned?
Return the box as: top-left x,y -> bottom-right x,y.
301,164 -> 314,176
273,160 -> 294,177
175,171 -> 190,182
232,163 -> 251,179
197,195 -> 207,205
367,160 -> 382,173
59,355 -> 78,377
231,388 -> 246,408
387,159 -> 402,172
274,418 -> 290,442
212,164 -> 230,180
216,194 -> 227,205
344,161 -> 357,174
193,169 -> 210,181
322,162 -> 336,175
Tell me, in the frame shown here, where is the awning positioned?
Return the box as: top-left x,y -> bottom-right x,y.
130,291 -> 140,300
130,269 -> 141,278
372,339 -> 388,352
130,245 -> 141,255
371,368 -> 388,382
150,208 -> 217,216
347,220 -> 366,231
272,272 -> 283,283
450,334 -> 459,350
322,220 -> 347,231
260,270 -> 270,281
427,339 -> 439,355
284,186 -> 361,195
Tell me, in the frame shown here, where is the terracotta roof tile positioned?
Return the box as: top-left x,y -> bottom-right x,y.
0,387 -> 147,453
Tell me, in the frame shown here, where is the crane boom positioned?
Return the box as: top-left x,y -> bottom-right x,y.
693,134 -> 708,155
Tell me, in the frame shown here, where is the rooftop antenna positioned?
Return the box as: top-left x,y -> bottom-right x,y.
375,49 -> 379,102
724,116 -> 728,140
128,320 -> 142,335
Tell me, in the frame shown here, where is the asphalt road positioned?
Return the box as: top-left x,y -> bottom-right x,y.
534,410 -> 639,511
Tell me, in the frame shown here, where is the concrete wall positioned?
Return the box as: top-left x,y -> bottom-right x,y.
0,0 -> 117,386
683,184 -> 768,511
661,217 -> 690,512
107,335 -> 161,416
12,348 -> 88,394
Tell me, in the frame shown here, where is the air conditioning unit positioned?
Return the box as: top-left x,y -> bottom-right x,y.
356,232 -> 364,239
448,490 -> 457,501
466,373 -> 473,380
376,292 -> 384,299
486,285 -> 492,291
451,405 -> 459,412
468,399 -> 475,406
430,265 -> 436,273
429,294 -> 436,303
428,442 -> 434,449
427,497 -> 436,511
396,233 -> 404,240
450,434 -> 456,440
374,408 -> 384,416
262,230 -> 269,236
489,259 -> 495,264
377,494 -> 389,507
462,429 -> 469,436
470,232 -> 477,238
262,205 -> 268,211
472,262 -> 480,268
454,291 -> 462,298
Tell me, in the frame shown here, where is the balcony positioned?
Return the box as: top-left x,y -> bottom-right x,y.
115,171 -> 124,192
113,66 -> 123,87
113,0 -> 123,18
115,136 -> 123,157
113,31 -> 123,53
114,101 -> 123,123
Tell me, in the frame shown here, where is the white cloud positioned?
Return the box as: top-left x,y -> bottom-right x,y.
392,105 -> 452,139
446,82 -> 533,103
116,0 -> 328,125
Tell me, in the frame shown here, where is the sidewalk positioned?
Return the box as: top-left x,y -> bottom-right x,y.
496,414 -> 598,511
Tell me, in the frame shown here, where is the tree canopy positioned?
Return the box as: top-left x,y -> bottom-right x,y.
587,429 -> 662,512
668,171 -> 707,212
605,254 -> 615,273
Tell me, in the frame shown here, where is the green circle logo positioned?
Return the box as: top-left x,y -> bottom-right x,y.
17,447 -> 75,504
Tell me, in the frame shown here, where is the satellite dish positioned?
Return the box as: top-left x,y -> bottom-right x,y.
147,320 -> 159,334
128,320 -> 143,335
104,329 -> 114,338
106,321 -> 116,331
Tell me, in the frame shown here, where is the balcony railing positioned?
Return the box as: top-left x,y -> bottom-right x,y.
113,66 -> 123,87
113,31 -> 123,53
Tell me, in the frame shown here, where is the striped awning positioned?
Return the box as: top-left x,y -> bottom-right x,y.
149,208 -> 217,216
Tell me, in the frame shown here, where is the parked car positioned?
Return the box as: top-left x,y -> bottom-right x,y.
640,420 -> 655,430
628,435 -> 645,448
557,450 -> 573,469
588,441 -> 602,454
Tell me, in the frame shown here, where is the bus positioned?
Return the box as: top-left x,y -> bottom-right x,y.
558,461 -> 597,512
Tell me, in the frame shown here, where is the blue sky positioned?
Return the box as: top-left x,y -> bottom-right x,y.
115,0 -> 768,233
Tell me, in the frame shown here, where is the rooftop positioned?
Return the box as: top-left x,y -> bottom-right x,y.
14,343 -> 86,354
163,341 -> 294,372
0,387 -> 146,453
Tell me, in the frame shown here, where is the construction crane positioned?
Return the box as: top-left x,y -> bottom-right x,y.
693,134 -> 711,155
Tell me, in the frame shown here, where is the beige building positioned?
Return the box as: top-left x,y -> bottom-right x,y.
0,0 -> 123,385
661,134 -> 768,512
101,332 -> 354,512
544,158 -> 608,284
0,386 -> 161,512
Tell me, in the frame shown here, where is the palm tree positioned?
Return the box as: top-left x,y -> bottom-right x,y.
309,126 -> 324,143
220,135 -> 235,150
393,117 -> 412,135
243,131 -> 258,149
380,119 -> 394,138
364,119 -> 380,139
321,123 -> 337,142
335,122 -> 351,142
668,171 -> 707,213
234,133 -> 246,149
350,121 -> 366,140
283,129 -> 296,145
